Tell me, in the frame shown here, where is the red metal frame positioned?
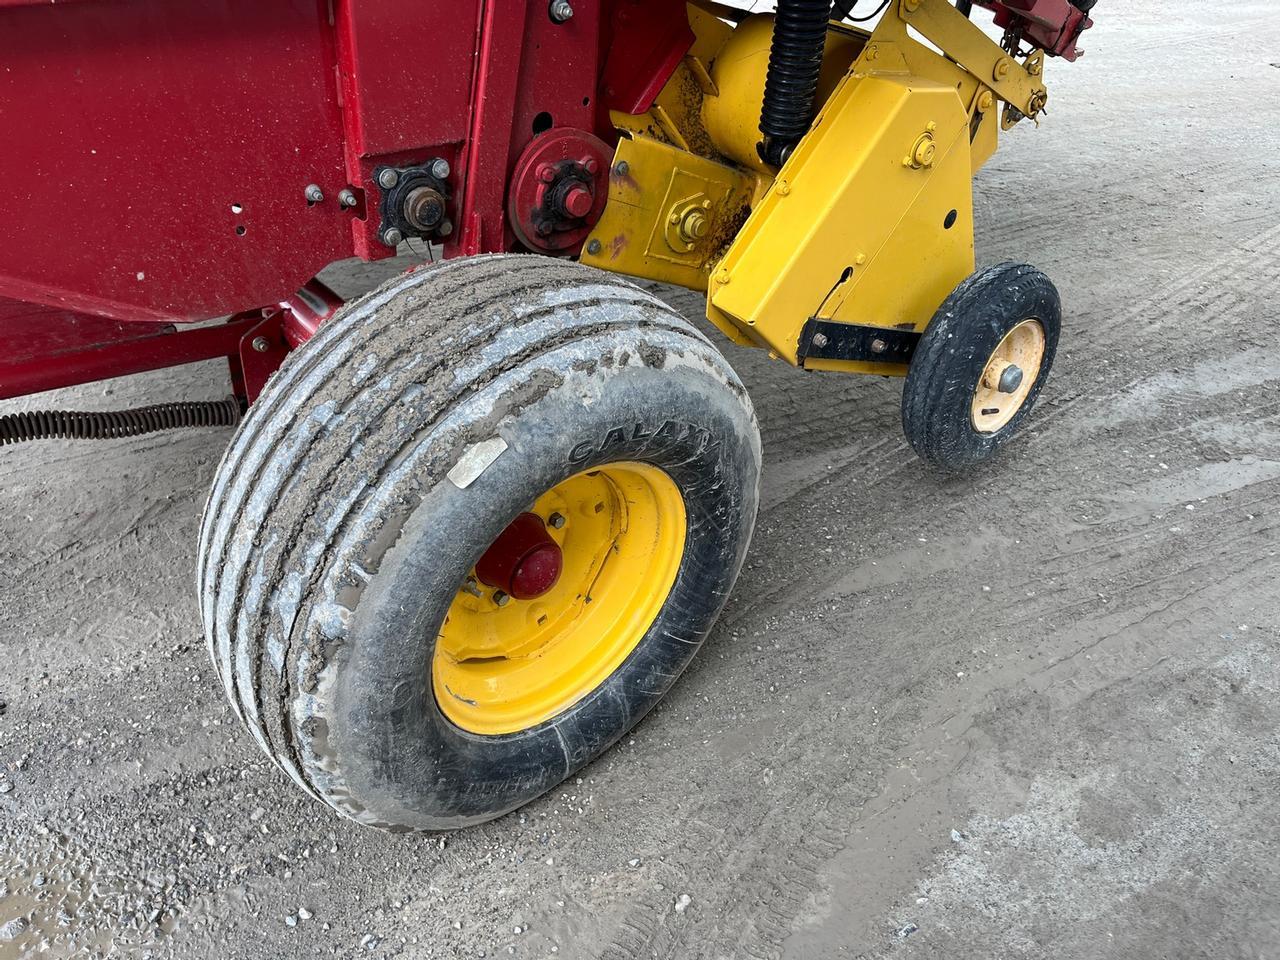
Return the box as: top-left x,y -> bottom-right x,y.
0,0 -> 691,403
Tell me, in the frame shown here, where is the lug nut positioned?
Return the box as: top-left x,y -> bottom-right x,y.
547,512 -> 566,529
377,168 -> 399,190
549,0 -> 573,23
304,184 -> 324,203
338,189 -> 357,208
493,590 -> 511,607
381,227 -> 404,247
430,158 -> 451,180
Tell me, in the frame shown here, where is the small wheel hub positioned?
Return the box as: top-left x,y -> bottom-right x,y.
971,318 -> 1046,434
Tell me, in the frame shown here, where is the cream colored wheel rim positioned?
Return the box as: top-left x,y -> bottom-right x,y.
971,319 -> 1046,433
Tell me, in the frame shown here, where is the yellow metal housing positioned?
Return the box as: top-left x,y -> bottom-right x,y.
583,0 -> 1052,375
708,68 -> 974,370
700,14 -> 864,175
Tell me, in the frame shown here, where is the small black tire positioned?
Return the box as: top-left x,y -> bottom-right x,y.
197,255 -> 761,831
901,262 -> 1060,472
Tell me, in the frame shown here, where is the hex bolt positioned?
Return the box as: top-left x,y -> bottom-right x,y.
381,227 -> 404,247
997,364 -> 1025,393
251,336 -> 271,353
547,512 -> 566,529
338,189 -> 357,208
549,0 -> 573,23
586,239 -> 602,255
438,219 -> 454,237
493,590 -> 511,607
377,168 -> 399,190
430,158 -> 451,180
810,332 -> 829,349
304,184 -> 324,203
615,161 -> 629,177
871,338 -> 888,353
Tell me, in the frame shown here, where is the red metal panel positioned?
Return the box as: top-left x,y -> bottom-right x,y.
0,298 -> 258,400
456,0 -> 606,256
333,0 -> 483,157
600,0 -> 694,115
456,0 -> 531,256
0,0 -> 352,322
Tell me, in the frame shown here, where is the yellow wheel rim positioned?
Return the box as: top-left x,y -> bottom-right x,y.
433,462 -> 687,735
971,318 -> 1046,433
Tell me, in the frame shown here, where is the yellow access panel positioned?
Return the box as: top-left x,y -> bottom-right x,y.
707,68 -> 974,373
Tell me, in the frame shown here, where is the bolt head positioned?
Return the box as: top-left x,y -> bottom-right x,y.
377,168 -> 399,190
810,332 -> 829,350
547,512 -> 566,529
549,0 -> 573,22
997,364 -> 1025,393
438,219 -> 454,237
381,227 -> 404,247
561,184 -> 594,218
615,161 -> 629,177
338,189 -> 357,208
430,158 -> 451,180
251,336 -> 271,353
304,184 -> 324,203
870,338 -> 888,353
493,590 -> 510,607
585,239 -> 602,255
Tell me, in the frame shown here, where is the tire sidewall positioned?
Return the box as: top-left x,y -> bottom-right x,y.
326,340 -> 758,829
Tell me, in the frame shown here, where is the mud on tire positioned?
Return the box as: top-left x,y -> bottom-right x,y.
197,255 -> 761,830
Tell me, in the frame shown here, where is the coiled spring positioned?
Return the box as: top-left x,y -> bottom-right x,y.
0,398 -> 241,446
759,0 -> 833,167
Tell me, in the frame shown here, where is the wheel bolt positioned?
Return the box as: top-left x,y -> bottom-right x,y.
377,168 -> 399,189
547,512 -> 566,529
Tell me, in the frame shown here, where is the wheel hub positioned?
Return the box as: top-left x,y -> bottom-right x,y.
475,512 -> 564,601
971,318 -> 1046,434
433,463 -> 686,735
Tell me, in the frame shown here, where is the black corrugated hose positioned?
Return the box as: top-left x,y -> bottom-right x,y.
0,398 -> 241,445
758,0 -> 834,167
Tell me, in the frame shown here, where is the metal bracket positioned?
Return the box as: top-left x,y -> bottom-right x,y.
796,318 -> 921,365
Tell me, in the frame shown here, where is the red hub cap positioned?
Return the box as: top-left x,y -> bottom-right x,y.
475,513 -> 564,600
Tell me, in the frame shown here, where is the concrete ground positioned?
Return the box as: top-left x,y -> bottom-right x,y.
2,2 -> 1279,958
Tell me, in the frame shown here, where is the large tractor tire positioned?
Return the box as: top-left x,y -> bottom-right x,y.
197,255 -> 761,831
